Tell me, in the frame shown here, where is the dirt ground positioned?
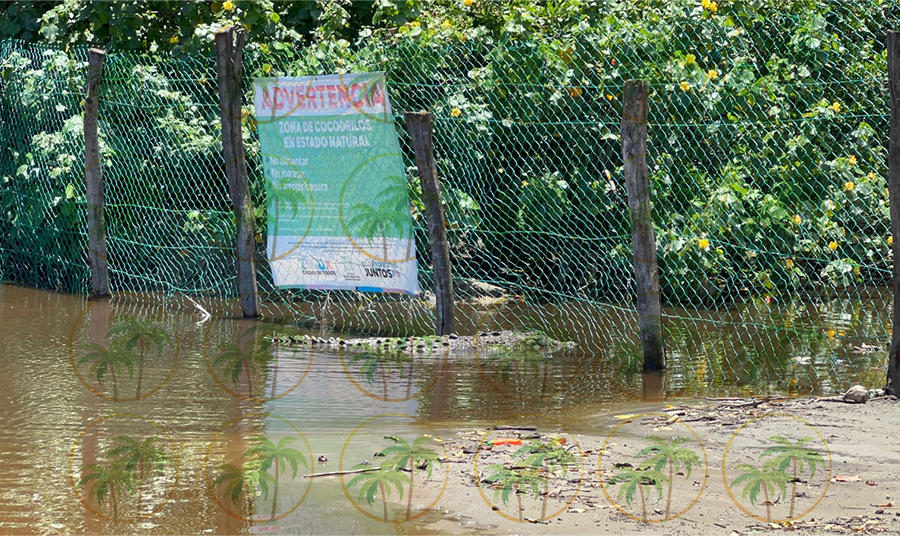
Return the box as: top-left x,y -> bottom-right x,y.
411,396 -> 900,535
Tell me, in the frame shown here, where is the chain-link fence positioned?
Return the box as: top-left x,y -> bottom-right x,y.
1,1 -> 898,397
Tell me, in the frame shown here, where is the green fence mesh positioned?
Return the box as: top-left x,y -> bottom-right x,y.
1,1 -> 899,399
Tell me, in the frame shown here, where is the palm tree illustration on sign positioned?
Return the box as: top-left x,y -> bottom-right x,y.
730,458 -> 791,522
347,458 -> 410,522
514,438 -> 576,521
347,175 -> 412,262
213,335 -> 274,399
77,459 -> 137,522
78,339 -> 138,401
264,176 -> 308,260
213,459 -> 274,518
243,436 -> 309,520
636,436 -> 701,520
606,463 -> 670,523
347,343 -> 412,401
480,461 -> 546,522
108,314 -> 171,399
108,436 -> 170,517
759,436 -> 827,519
378,435 -> 444,520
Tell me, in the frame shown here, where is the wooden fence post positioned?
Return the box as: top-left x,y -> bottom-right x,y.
405,112 -> 455,336
216,26 -> 259,318
622,80 -> 665,371
887,31 -> 900,394
84,48 -> 109,299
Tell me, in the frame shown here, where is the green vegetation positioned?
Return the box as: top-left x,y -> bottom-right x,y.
0,1 -> 894,306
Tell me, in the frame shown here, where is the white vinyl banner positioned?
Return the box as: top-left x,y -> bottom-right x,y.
253,73 -> 419,295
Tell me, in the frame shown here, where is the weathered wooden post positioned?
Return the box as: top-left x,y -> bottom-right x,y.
84,48 -> 109,299
622,80 -> 665,371
405,112 -> 455,336
216,26 -> 259,318
887,32 -> 900,395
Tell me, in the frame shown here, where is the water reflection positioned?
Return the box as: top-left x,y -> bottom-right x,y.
0,284 -> 891,533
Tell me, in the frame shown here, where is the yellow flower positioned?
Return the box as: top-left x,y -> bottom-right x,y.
442,20 -> 452,29
410,21 -> 420,27
708,1 -> 718,12
827,329 -> 836,339
223,1 -> 234,10
260,44 -> 269,53
568,87 -> 583,98
450,107 -> 461,117
844,181 -> 855,192
606,94 -> 614,100
701,0 -> 710,7
680,81 -> 691,92
685,54 -> 697,66
169,35 -> 179,44
464,0 -> 473,5
830,101 -> 841,113
785,258 -> 794,269
889,236 -> 894,246
868,172 -> 878,180
828,241 -> 839,251
698,238 -> 710,250
792,215 -> 802,225
848,155 -> 857,165
707,69 -> 719,80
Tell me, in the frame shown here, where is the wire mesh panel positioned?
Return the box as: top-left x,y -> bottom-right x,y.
0,1 -> 897,397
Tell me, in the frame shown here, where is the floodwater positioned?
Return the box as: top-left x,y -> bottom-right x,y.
0,284 -> 888,534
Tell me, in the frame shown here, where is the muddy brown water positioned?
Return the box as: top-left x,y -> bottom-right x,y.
0,284 -> 888,534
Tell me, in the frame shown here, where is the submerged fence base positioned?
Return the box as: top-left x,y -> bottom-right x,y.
0,2 -> 898,396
